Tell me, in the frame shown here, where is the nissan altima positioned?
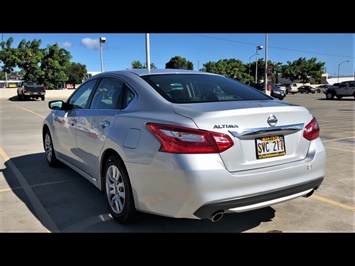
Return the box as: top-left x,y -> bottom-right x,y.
42,69 -> 326,224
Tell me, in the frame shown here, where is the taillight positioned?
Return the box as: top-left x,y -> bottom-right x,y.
303,116 -> 320,141
146,123 -> 234,153
23,86 -> 27,92
43,86 -> 46,91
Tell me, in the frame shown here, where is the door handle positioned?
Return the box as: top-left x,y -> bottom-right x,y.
99,121 -> 110,129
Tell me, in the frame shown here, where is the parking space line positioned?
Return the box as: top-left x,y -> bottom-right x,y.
16,106 -> 45,118
311,194 -> 355,211
324,146 -> 355,153
0,146 -> 59,232
322,136 -> 355,143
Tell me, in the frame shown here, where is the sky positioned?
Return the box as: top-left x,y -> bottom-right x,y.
2,33 -> 354,77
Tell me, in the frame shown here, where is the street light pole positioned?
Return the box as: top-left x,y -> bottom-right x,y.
337,60 -> 349,83
99,37 -> 106,72
248,53 -> 258,76
255,45 -> 263,84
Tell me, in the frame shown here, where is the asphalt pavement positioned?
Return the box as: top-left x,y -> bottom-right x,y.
0,89 -> 354,234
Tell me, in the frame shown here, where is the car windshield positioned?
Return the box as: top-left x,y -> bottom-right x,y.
141,74 -> 271,103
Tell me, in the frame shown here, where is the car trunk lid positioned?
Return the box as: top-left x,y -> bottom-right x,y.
172,100 -> 314,172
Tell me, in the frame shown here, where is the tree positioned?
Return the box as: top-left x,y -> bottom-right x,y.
40,43 -> 72,89
165,56 -> 193,70
282,57 -> 325,84
16,38 -> 45,82
131,60 -> 144,69
0,37 -> 18,78
131,60 -> 157,69
0,37 -> 87,89
202,58 -> 249,83
65,62 -> 87,85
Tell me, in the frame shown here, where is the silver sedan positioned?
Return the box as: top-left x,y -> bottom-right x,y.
42,69 -> 326,224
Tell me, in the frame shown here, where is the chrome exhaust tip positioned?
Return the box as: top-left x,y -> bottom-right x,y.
208,210 -> 224,222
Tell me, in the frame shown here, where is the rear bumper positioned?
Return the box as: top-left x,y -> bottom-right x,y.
24,92 -> 45,96
128,140 -> 326,220
193,177 -> 323,219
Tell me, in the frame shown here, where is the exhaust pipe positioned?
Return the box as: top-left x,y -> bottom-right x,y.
303,189 -> 315,198
208,210 -> 224,222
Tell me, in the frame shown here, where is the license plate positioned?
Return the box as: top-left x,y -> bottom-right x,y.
255,135 -> 286,159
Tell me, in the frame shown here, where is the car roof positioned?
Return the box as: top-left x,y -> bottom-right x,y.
94,69 -> 221,78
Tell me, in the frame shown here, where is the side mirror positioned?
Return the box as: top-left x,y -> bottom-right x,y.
48,100 -> 72,110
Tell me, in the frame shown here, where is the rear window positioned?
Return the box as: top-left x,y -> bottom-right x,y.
141,74 -> 272,103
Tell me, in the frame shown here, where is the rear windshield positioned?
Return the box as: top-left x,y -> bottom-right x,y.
141,74 -> 272,103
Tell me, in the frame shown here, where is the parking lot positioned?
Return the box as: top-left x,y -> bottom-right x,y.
0,90 -> 354,233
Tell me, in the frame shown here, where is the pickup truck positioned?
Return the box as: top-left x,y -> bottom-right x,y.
17,81 -> 46,101
324,80 -> 355,100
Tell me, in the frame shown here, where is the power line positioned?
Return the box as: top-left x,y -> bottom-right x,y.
191,34 -> 353,60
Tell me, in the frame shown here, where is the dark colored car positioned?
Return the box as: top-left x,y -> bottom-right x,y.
269,84 -> 287,100
251,83 -> 286,100
298,85 -> 316,94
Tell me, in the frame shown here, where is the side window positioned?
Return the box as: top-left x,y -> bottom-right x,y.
90,78 -> 123,109
122,87 -> 135,109
68,79 -> 97,109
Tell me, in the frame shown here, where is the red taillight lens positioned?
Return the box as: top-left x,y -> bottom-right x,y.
303,116 -> 320,141
146,123 -> 234,153
43,86 -> 46,91
23,86 -> 27,92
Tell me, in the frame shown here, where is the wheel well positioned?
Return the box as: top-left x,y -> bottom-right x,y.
100,149 -> 125,191
42,125 -> 50,148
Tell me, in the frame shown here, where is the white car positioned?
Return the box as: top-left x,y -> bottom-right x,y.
287,83 -> 298,94
42,69 -> 326,224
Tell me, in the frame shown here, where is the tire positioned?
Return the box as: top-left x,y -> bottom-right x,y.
41,95 -> 45,101
104,155 -> 138,224
18,93 -> 23,101
317,89 -> 321,93
336,95 -> 343,99
43,128 -> 61,167
326,92 -> 334,99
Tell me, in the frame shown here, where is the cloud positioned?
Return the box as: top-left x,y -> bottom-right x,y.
81,37 -> 102,50
60,41 -> 73,48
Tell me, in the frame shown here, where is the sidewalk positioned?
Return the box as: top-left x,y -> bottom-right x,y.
0,88 -> 73,100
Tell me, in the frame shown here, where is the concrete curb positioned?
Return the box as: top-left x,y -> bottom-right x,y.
0,88 -> 74,100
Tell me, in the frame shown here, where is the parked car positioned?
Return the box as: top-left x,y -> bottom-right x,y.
42,69 -> 326,225
17,81 -> 46,101
286,83 -> 298,94
315,84 -> 332,93
269,84 -> 287,100
298,85 -> 316,94
252,83 -> 286,100
324,80 -> 355,99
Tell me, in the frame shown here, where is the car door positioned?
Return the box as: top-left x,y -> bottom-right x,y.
337,82 -> 353,96
75,77 -> 124,179
342,81 -> 354,96
52,79 -> 97,166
